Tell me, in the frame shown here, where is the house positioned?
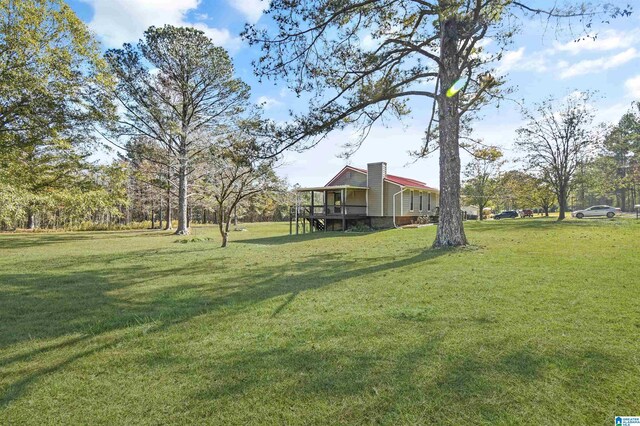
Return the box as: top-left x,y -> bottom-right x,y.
292,162 -> 439,232
461,205 -> 479,219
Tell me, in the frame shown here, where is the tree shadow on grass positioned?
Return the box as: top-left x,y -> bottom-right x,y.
0,233 -> 96,250
0,229 -> 175,250
184,336 -> 621,423
234,230 -> 370,246
0,245 -> 451,407
0,237 -> 628,422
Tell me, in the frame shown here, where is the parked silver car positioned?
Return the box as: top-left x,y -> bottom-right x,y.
571,205 -> 617,219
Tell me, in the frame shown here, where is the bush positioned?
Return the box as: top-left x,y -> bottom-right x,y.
75,221 -> 152,231
346,223 -> 374,232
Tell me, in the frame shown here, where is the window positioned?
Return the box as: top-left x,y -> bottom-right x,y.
410,190 -> 414,210
334,191 -> 341,214
419,192 -> 423,211
428,193 -> 431,211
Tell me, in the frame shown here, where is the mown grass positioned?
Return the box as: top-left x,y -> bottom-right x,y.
1,218 -> 639,424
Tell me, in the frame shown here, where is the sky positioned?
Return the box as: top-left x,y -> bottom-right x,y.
67,0 -> 640,188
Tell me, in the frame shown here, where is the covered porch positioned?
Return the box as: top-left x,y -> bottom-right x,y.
290,185 -> 368,234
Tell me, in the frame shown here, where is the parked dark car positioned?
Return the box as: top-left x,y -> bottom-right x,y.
494,211 -> 519,220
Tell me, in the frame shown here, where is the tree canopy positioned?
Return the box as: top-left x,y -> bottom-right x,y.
0,0 -> 115,229
105,25 -> 252,235
516,92 -> 597,220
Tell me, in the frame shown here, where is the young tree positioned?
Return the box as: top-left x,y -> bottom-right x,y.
531,178 -> 556,216
203,138 -> 282,247
244,1 -> 628,247
106,25 -> 251,235
516,93 -> 596,220
462,147 -> 504,220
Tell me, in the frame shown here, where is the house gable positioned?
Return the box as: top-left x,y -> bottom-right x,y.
325,166 -> 367,187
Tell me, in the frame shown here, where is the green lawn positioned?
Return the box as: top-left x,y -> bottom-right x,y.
1,219 -> 639,424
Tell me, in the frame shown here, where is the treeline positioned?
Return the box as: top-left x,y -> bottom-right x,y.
463,94 -> 640,218
0,1 -> 290,244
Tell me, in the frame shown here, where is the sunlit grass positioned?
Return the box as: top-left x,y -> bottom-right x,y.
1,218 -> 639,424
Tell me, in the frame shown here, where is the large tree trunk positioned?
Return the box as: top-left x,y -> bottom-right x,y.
433,16 -> 467,248
151,200 -> 155,229
175,161 -> 189,235
557,188 -> 567,220
234,205 -> 238,228
26,209 -> 35,230
165,205 -> 172,230
164,189 -> 173,230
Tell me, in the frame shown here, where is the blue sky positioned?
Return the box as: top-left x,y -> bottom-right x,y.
68,0 -> 640,188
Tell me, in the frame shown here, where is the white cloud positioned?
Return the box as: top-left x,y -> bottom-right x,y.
625,75 -> 640,99
558,48 -> 640,79
360,33 -> 377,50
257,96 -> 283,110
476,38 -> 493,49
189,22 -> 240,50
594,102 -> 633,124
84,0 -> 240,49
278,88 -> 292,98
227,0 -> 265,24
496,47 -> 547,74
553,29 -> 640,55
497,47 -> 524,73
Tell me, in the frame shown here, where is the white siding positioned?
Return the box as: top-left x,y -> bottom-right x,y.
401,190 -> 439,217
383,181 -> 402,216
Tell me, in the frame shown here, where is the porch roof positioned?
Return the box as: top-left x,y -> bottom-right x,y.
296,185 -> 368,192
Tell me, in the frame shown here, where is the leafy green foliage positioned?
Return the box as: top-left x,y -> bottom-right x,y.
0,0 -> 114,151
0,0 -> 116,230
462,146 -> 504,218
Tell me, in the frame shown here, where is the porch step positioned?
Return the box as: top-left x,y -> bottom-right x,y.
311,218 -> 325,231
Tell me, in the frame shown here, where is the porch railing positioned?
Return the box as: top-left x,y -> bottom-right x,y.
298,204 -> 367,216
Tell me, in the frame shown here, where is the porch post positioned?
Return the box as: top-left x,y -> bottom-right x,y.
310,190 -> 314,233
342,188 -> 346,231
365,189 -> 368,216
302,194 -> 306,235
295,192 -> 299,235
324,190 -> 328,232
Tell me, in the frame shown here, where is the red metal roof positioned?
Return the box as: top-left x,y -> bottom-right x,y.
386,174 -> 437,190
326,165 -> 438,191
